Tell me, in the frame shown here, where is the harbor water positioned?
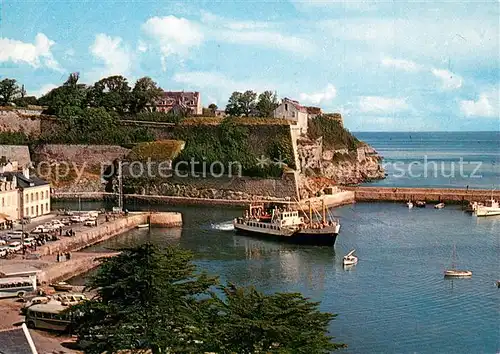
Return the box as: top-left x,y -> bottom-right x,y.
356,131 -> 500,189
61,201 -> 500,354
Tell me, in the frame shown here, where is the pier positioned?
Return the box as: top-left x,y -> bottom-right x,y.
343,186 -> 500,204
0,211 -> 182,284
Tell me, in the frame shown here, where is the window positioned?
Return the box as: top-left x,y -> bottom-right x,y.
45,191 -> 49,199
30,193 -> 33,202
285,103 -> 288,111
36,192 -> 39,201
31,206 -> 34,215
46,203 -> 48,212
292,112 -> 295,118
41,205 -> 44,214
36,205 -> 39,215
25,207 -> 29,216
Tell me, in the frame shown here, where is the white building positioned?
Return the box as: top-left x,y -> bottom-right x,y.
273,98 -> 309,134
1,167 -> 51,221
0,175 -> 19,227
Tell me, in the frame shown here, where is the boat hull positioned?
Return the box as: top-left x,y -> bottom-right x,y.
234,224 -> 338,246
475,208 -> 500,217
444,270 -> 472,278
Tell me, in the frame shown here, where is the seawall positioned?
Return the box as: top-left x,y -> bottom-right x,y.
36,211 -> 182,256
343,186 -> 500,203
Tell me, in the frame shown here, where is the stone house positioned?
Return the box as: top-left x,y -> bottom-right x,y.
152,91 -> 202,115
273,98 -> 309,134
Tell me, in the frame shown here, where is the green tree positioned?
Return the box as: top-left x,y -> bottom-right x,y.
70,244 -> 345,353
256,90 -> 278,117
0,78 -> 20,105
208,103 -> 218,114
70,244 -> 217,354
225,91 -> 244,116
38,73 -> 88,115
240,90 -> 257,116
87,75 -> 131,114
200,284 -> 346,353
129,77 -> 164,113
225,91 -> 257,116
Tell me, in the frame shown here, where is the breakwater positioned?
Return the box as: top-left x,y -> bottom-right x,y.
343,186 -> 500,203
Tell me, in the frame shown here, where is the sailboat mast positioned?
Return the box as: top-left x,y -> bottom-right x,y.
309,200 -> 312,224
452,244 -> 456,269
322,197 -> 326,223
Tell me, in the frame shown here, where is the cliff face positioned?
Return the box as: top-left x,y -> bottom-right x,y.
297,138 -> 384,198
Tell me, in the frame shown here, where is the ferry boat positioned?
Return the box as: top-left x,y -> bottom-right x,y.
434,202 -> 445,209
415,201 -> 426,208
233,200 -> 340,246
474,199 -> 500,217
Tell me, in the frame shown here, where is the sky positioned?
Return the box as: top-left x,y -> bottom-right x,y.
0,0 -> 499,132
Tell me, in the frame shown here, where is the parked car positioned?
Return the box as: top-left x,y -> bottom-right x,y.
0,247 -> 8,257
8,241 -> 22,253
31,226 -> 50,234
23,237 -> 35,247
6,231 -> 24,239
70,215 -> 84,223
0,239 -> 6,245
49,220 -> 65,229
83,220 -> 95,227
60,218 -> 71,226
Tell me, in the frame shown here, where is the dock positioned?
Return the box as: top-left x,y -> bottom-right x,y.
343,186 -> 500,204
0,211 -> 182,284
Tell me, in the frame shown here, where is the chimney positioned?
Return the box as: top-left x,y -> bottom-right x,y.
23,165 -> 30,179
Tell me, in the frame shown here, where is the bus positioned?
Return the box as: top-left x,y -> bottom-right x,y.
0,276 -> 36,298
25,303 -> 72,332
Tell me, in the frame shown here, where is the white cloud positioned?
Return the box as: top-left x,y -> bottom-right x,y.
381,56 -> 421,72
299,84 -> 337,105
359,96 -> 409,113
142,16 -> 203,59
215,30 -> 314,54
431,68 -> 463,90
319,17 -> 499,61
30,83 -> 58,98
137,40 -> 148,53
0,33 -> 62,71
200,10 -> 271,30
459,90 -> 499,118
89,34 -> 132,80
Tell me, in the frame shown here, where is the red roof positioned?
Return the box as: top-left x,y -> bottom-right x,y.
283,98 -> 307,113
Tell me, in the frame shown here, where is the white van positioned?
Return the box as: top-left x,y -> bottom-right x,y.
7,231 -> 24,239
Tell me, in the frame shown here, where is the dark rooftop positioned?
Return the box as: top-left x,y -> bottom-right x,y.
1,172 -> 49,188
0,327 -> 35,354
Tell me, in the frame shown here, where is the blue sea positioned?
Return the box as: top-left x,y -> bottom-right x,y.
60,131 -> 500,354
354,132 -> 500,189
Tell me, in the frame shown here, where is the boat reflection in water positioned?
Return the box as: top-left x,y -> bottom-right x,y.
232,236 -> 332,290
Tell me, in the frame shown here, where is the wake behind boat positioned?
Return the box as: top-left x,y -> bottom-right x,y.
233,199 -> 340,246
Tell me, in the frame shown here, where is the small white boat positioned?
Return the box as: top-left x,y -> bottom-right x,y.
444,245 -> 471,278
434,202 -> 445,209
474,198 -> 500,217
343,249 -> 358,266
136,224 -> 150,229
407,201 -> 413,209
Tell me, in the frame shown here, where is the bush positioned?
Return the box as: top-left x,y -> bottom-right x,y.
308,114 -> 360,151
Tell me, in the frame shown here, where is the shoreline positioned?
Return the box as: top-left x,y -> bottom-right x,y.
51,186 -> 499,206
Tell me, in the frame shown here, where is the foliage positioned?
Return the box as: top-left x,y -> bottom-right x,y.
86,75 -> 131,114
0,131 -> 30,145
70,244 -> 344,353
129,77 -> 164,113
38,73 -> 88,115
0,78 -> 20,105
14,96 -> 38,107
40,107 -> 155,145
200,284 -> 345,354
70,244 -> 218,354
256,90 -> 279,117
123,111 -> 181,123
128,140 -> 185,161
208,103 -> 218,112
225,90 -> 257,116
308,114 -> 360,150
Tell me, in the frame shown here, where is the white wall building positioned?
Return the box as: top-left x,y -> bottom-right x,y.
0,175 -> 20,225
273,98 -> 309,134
